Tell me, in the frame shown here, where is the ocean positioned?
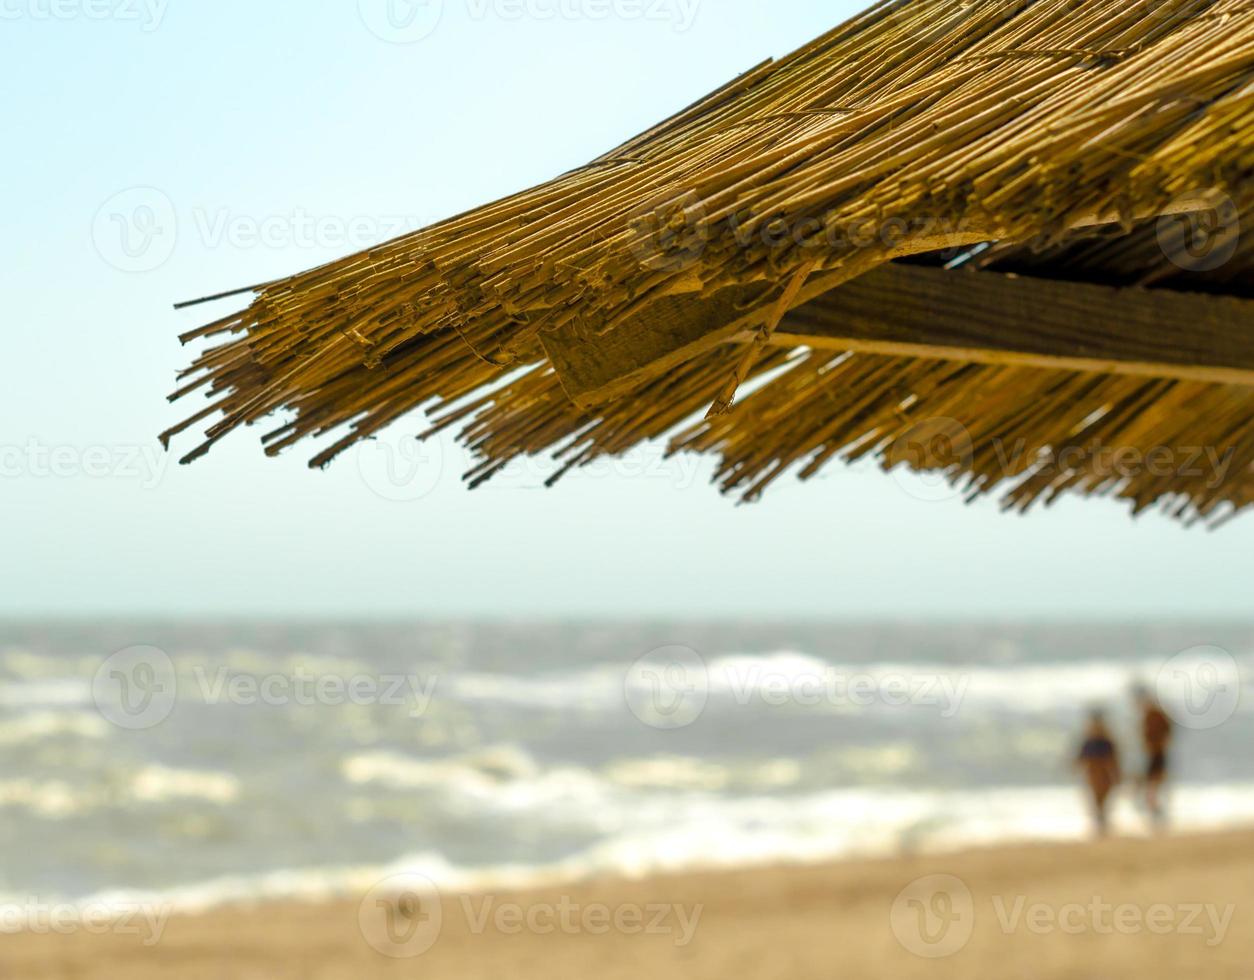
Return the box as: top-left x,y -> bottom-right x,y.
0,620 -> 1250,915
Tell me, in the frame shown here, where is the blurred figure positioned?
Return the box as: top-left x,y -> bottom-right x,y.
1134,685 -> 1173,830
1075,710 -> 1121,837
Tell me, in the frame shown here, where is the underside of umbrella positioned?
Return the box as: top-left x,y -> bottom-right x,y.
164,0 -> 1254,525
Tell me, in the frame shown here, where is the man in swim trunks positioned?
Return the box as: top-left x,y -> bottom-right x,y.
1075,710 -> 1121,837
1135,686 -> 1173,829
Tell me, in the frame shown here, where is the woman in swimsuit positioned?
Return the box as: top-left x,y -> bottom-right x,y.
1076,710 -> 1121,837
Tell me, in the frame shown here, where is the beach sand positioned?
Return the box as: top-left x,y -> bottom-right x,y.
5,830 -> 1251,978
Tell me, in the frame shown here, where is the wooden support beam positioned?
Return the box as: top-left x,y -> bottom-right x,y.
539,194 -> 1224,406
542,279 -> 776,409
755,263 -> 1254,387
542,231 -> 991,407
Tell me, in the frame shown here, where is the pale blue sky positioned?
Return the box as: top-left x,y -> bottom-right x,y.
2,0 -> 1251,617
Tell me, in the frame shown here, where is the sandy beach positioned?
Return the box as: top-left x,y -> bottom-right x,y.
6,829 -> 1251,979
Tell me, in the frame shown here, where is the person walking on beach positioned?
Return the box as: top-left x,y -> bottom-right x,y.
1135,686 -> 1173,830
1075,710 -> 1121,837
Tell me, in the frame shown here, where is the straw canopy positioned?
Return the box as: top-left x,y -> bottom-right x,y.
165,0 -> 1254,525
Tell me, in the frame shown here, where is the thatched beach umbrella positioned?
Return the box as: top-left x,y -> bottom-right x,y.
164,0 -> 1254,525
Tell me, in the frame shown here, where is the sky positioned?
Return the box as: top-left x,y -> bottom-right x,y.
2,0 -> 1252,619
